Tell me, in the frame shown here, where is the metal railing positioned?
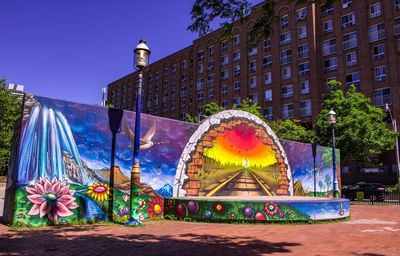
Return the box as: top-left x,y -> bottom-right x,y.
343,191 -> 400,205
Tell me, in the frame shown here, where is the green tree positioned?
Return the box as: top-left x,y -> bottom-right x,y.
315,80 -> 397,165
268,119 -> 315,143
233,98 -> 263,119
203,102 -> 225,116
0,78 -> 22,176
188,0 -> 333,46
185,113 -> 199,123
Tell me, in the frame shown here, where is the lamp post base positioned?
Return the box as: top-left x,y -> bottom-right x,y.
126,218 -> 142,226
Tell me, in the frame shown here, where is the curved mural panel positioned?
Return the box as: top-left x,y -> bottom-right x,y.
174,110 -> 293,197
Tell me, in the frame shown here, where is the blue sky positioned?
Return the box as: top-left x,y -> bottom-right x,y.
0,0 -> 205,105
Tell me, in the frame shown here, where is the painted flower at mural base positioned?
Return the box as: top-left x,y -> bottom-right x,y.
263,202 -> 280,216
86,183 -> 110,201
212,202 -> 225,214
146,197 -> 163,218
26,177 -> 78,223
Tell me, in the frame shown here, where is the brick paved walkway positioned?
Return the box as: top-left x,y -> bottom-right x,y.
0,205 -> 399,256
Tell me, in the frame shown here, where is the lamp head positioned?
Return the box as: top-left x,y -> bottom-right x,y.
328,108 -> 336,126
385,103 -> 390,113
134,39 -> 151,71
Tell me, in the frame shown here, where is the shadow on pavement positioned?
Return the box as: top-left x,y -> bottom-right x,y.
0,225 -> 301,256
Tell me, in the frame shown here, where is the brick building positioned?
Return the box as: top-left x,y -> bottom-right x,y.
108,0 -> 400,127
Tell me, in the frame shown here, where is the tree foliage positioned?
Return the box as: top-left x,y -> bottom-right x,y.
0,78 -> 22,175
268,119 -> 315,144
315,80 -> 397,165
188,0 -> 334,46
203,102 -> 225,116
232,98 -> 263,119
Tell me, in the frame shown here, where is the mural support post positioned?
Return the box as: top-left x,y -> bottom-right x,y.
332,127 -> 338,198
312,144 -> 317,197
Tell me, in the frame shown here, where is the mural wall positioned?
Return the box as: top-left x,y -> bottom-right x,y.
5,95 -> 341,227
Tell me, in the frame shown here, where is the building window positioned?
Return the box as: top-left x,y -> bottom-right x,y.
249,93 -> 259,104
264,39 -> 271,51
249,76 -> 257,88
301,80 -> 310,94
264,72 -> 272,85
197,50 -> 204,61
233,51 -> 241,61
394,18 -> 400,35
341,12 -> 356,29
198,63 -> 204,74
234,65 -> 240,77
263,55 -> 272,68
208,88 -> 214,99
369,2 -> 382,19
280,32 -> 291,45
369,23 -> 385,43
282,104 -> 294,119
182,60 -> 187,69
234,81 -> 241,93
207,74 -> 215,87
282,84 -> 294,98
280,49 -> 292,65
299,100 -> 312,117
298,25 -> 307,39
343,32 -> 357,50
373,88 -> 391,107
220,70 -> 228,80
373,44 -> 385,61
322,39 -> 336,56
396,0 -> 400,10
248,46 -> 258,56
297,43 -> 309,60
264,107 -> 273,120
197,78 -> 204,90
208,60 -> 215,71
233,35 -> 240,46
233,97 -> 241,106
222,100 -> 228,109
324,20 -> 334,33
180,112 -> 186,121
171,65 -> 176,73
296,8 -> 307,22
221,84 -> 228,96
346,51 -> 357,66
197,91 -> 204,102
282,66 -> 291,80
208,46 -> 215,56
181,74 -> 187,82
221,55 -> 229,65
321,3 -> 334,16
298,62 -> 310,76
221,40 -> 228,52
265,89 -> 272,102
342,0 -> 352,8
281,15 -> 289,28
324,58 -> 338,72
249,60 -> 257,72
375,66 -> 387,81
170,101 -> 175,111
345,72 -> 361,87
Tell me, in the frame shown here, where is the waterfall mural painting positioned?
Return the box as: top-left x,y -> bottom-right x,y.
4,95 -> 347,227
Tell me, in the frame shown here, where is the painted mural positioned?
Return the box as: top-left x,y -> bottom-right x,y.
5,95 -> 344,227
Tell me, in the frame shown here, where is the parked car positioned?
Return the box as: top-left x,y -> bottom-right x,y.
342,183 -> 389,201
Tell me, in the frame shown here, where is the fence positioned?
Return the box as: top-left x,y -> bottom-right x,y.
343,191 -> 400,205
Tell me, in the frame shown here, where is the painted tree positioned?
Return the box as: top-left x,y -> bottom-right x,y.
0,78 -> 22,175
315,80 -> 397,165
318,180 -> 323,193
324,173 -> 331,192
188,0 -> 334,46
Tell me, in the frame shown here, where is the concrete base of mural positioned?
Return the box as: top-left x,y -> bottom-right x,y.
164,196 -> 350,223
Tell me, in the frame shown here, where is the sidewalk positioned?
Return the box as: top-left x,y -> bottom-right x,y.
0,205 -> 399,255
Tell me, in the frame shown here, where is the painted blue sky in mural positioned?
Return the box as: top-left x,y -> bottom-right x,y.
32,96 -> 197,190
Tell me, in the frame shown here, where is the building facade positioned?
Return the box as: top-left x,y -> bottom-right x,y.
108,0 -> 400,128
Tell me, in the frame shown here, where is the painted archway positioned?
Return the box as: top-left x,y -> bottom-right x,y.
173,110 -> 293,197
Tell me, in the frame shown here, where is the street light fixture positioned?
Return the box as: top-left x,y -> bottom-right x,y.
127,39 -> 150,226
328,109 -> 338,198
385,103 -> 400,192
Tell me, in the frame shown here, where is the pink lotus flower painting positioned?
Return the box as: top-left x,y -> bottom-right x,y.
25,177 -> 79,223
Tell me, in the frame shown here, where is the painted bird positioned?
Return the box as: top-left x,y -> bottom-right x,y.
124,121 -> 163,150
